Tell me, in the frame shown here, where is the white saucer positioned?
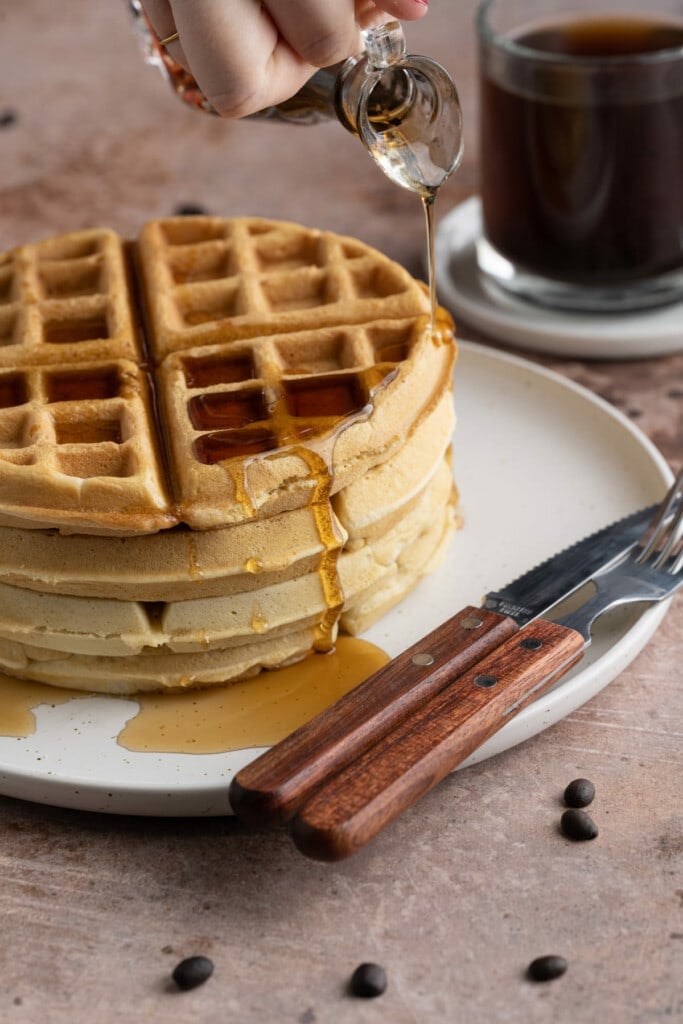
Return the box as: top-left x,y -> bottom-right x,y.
435,197 -> 683,360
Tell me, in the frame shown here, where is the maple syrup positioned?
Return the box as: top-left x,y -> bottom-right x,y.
189,388 -> 269,431
194,427 -> 279,464
194,355 -> 398,651
46,367 -> 120,403
0,637 -> 389,754
362,114 -> 459,328
283,374 -> 367,420
287,446 -> 344,652
0,675 -> 79,738
423,193 -> 438,327
186,533 -> 204,578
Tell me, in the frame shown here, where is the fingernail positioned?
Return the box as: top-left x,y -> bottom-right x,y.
414,0 -> 429,7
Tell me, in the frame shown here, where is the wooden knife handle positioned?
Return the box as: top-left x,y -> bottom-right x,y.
291,619 -> 585,861
228,606 -> 518,827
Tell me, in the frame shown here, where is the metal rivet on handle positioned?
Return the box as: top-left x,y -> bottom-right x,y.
474,674 -> 498,688
461,616 -> 484,630
412,653 -> 434,667
520,637 -> 543,651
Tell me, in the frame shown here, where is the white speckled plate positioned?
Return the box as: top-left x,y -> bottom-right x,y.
435,197 -> 683,359
0,341 -> 673,815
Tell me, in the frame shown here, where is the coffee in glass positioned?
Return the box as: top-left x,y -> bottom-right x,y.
477,0 -> 683,311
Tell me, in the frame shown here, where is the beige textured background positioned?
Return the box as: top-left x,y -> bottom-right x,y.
0,3 -> 681,1022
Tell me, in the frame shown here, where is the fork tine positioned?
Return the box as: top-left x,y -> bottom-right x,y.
665,510 -> 683,573
669,548 -> 683,575
637,468 -> 683,565
654,498 -> 683,569
675,545 -> 683,574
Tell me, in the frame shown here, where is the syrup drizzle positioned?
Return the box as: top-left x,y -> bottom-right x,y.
289,446 -> 345,652
219,363 -> 399,654
186,532 -> 203,578
422,190 -> 438,332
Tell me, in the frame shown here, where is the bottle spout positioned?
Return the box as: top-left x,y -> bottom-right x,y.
362,20 -> 408,68
344,21 -> 464,195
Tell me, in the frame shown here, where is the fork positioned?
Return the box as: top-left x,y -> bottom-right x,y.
291,469 -> 683,861
552,468 -> 683,641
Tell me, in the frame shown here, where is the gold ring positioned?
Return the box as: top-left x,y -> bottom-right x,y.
159,30 -> 180,46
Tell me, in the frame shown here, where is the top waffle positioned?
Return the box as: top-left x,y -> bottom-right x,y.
0,217 -> 455,535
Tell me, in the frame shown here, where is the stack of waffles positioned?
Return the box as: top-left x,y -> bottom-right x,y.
0,217 -> 458,693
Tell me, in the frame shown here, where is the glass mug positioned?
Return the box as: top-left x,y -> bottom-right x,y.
477,0 -> 683,312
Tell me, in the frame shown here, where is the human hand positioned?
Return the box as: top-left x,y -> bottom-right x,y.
141,0 -> 429,118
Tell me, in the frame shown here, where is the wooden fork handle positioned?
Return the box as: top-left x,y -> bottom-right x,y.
291,618 -> 585,861
228,606 -> 518,827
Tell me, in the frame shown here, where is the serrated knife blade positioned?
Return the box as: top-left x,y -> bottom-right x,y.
229,501 -> 663,829
483,503 -> 658,625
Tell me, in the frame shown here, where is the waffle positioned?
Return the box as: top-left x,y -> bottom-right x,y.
0,359 -> 172,534
137,217 -> 433,359
0,457 -> 452,657
0,216 -> 459,693
0,229 -> 140,369
0,468 -> 455,692
157,316 -> 452,529
0,629 -> 321,695
0,217 -> 453,535
0,381 -> 454,600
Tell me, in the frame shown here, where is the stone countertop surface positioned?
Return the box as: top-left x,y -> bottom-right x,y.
0,3 -> 681,1022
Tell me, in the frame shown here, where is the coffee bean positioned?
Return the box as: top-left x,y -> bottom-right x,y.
527,955 -> 568,982
561,808 -> 598,841
349,962 -> 387,998
564,778 -> 595,808
171,955 -> 214,991
173,202 -> 209,216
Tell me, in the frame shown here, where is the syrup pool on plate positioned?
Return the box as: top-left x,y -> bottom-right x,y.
0,636 -> 389,755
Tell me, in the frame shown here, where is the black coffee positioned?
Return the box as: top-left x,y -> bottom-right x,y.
480,16 -> 683,284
